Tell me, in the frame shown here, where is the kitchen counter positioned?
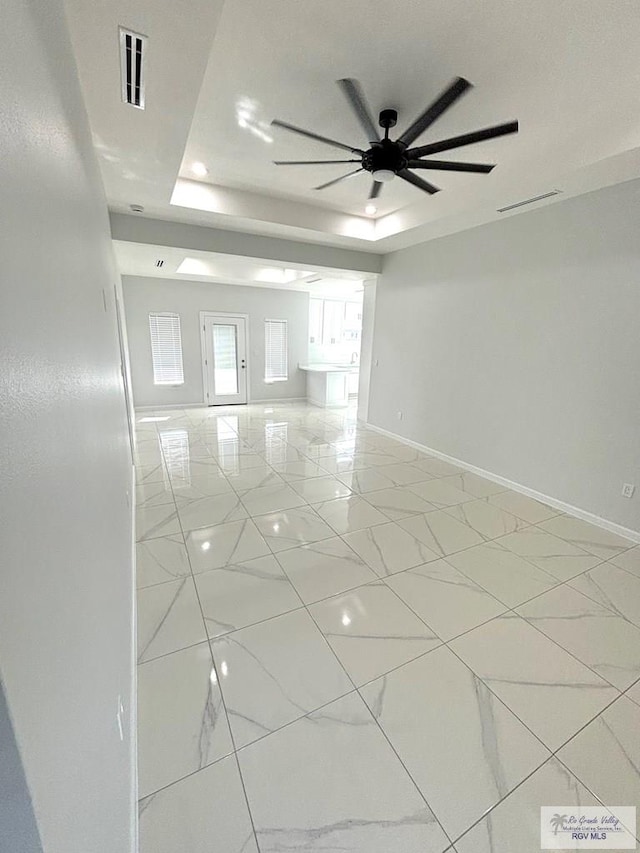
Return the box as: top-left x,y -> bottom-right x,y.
299,364 -> 359,407
299,363 -> 359,373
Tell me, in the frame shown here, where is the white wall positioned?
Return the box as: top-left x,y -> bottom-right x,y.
122,275 -> 310,407
369,179 -> 640,532
0,1 -> 135,851
0,681 -> 42,852
357,280 -> 377,422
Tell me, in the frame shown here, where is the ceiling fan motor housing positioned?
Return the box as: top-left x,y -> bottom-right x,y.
379,108 -> 398,130
363,139 -> 407,176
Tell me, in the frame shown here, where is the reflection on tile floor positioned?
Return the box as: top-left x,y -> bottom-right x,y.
134,401 -> 640,853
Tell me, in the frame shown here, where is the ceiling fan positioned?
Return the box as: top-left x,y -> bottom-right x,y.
271,77 -> 518,201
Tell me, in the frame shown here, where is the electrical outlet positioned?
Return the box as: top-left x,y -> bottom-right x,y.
397,411 -> 403,420
622,483 -> 636,499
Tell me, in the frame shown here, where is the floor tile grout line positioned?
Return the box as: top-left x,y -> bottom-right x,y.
353,691 -> 458,851
446,681 -> 636,849
138,534 -> 630,685
137,747 -> 237,803
444,752 -> 579,849
443,627 -> 635,800
429,544 -> 640,642
441,581 -> 629,695
365,646 -> 553,846
218,514 -> 569,847
219,506 -> 457,848
142,421 -> 631,606
231,685 -> 359,758
562,570 -> 640,631
600,552 -> 640,581
529,515 -> 638,555
513,576 -> 640,656
312,568 -> 635,798
290,575 -> 458,851
159,421 -> 392,848
136,442 -> 247,813
138,406 -> 639,846
553,747 -> 640,843
147,423 -> 632,579
168,472 -> 263,853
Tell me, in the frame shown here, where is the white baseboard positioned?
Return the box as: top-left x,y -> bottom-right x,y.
249,396 -> 307,404
135,396 -> 308,412
365,422 -> 640,544
134,403 -> 192,411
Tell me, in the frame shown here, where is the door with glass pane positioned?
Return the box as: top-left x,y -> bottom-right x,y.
202,313 -> 248,405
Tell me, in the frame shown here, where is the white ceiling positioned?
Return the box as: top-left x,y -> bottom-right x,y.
65,0 -> 640,252
114,241 -> 366,297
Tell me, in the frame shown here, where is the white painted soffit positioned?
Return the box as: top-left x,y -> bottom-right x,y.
113,242 -> 368,297
109,213 -> 382,274
171,179 -> 375,243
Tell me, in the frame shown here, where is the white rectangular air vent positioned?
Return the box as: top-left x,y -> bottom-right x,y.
497,190 -> 561,213
119,27 -> 147,110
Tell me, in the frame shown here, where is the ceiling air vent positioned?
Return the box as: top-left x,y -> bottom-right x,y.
497,190 -> 561,213
155,260 -> 164,268
119,27 -> 147,110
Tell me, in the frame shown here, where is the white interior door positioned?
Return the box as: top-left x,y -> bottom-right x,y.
202,314 -> 248,405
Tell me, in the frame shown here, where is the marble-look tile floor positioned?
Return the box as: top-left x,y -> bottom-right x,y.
134,402 -> 640,853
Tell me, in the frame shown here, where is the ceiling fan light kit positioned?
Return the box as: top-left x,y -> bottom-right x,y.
271,76 -> 519,202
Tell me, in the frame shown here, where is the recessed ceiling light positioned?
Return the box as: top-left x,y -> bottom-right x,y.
192,162 -> 208,177
365,203 -> 377,216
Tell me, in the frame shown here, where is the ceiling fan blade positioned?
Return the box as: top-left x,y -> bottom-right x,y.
314,168 -> 363,190
407,121 -> 519,158
369,181 -> 383,199
271,119 -> 364,154
337,78 -> 381,143
398,169 -> 440,195
407,159 -> 495,173
273,159 -> 361,165
397,77 -> 472,147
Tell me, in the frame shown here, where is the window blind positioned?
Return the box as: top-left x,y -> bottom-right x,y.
149,313 -> 184,385
264,319 -> 288,382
